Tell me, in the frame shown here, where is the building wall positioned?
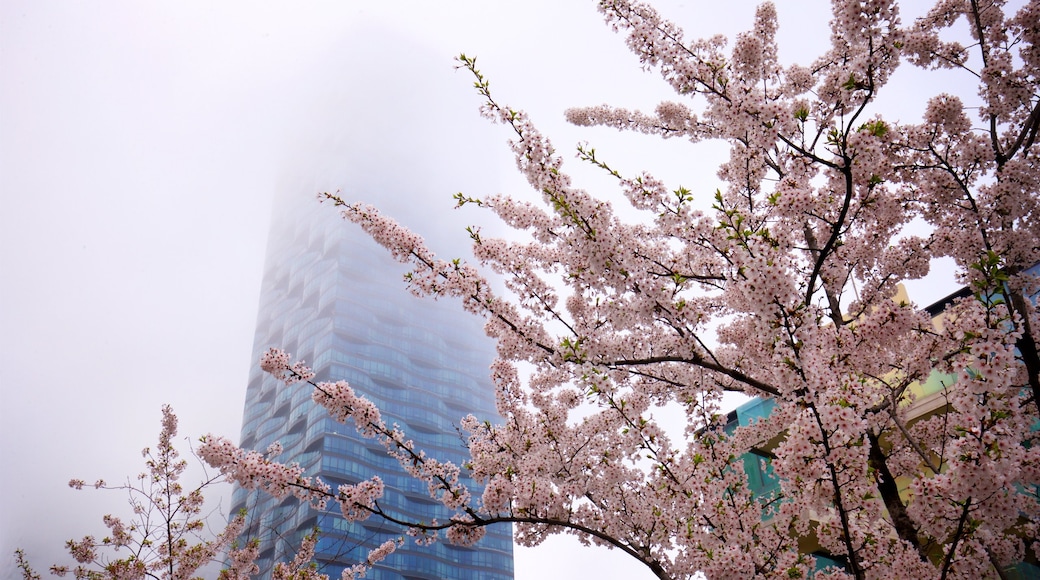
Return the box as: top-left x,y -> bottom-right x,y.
234,194 -> 513,579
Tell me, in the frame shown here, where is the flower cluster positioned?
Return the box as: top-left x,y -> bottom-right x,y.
335,478 -> 384,521
259,347 -> 315,384
311,380 -> 382,437
198,434 -> 330,509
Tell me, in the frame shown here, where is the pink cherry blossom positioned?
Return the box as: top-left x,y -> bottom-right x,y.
190,2 -> 1040,579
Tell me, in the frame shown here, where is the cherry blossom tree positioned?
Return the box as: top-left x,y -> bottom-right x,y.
15,405 -> 243,579
14,407 -> 362,580
200,0 -> 1039,579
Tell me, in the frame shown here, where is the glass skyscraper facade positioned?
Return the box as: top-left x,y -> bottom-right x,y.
233,193 -> 513,579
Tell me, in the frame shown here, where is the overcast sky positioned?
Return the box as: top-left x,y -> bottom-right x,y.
0,1 -> 969,578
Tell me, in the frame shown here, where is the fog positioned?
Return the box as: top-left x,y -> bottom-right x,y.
1,1 -> 964,578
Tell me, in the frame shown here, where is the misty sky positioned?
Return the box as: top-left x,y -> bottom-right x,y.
1,1 -> 968,578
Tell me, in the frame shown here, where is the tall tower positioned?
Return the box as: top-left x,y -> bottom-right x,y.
233,192 -> 514,579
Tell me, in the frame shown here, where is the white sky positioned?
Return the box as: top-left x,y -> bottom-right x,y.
1,1 -> 968,578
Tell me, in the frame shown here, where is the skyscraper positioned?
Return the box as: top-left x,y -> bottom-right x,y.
232,192 -> 514,579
